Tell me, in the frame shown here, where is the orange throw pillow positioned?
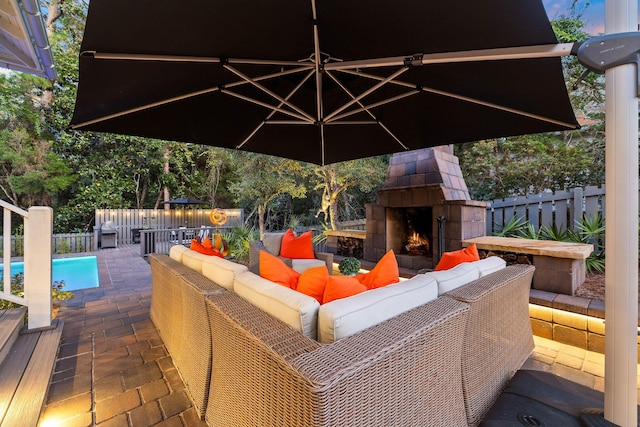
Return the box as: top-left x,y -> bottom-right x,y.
190,239 -> 223,257
435,244 -> 480,271
359,250 -> 399,290
202,236 -> 213,248
322,275 -> 367,304
279,229 -> 315,259
259,250 -> 300,289
296,266 -> 329,303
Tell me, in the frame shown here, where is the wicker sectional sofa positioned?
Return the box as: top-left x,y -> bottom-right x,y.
149,246 -> 535,427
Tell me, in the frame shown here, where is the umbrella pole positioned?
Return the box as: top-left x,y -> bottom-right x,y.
604,0 -> 639,424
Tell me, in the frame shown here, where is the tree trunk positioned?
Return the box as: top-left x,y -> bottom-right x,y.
258,204 -> 266,238
329,193 -> 339,231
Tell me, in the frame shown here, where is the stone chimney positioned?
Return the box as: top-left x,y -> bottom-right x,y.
383,145 -> 470,200
364,146 -> 487,270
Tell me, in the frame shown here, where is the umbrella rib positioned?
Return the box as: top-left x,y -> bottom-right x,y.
327,91 -> 419,123
221,89 -> 313,123
87,51 -> 314,68
237,70 -> 316,150
223,64 -> 315,122
311,0 -> 322,124
335,69 -> 576,128
311,0 -> 324,164
325,70 -> 410,150
322,43 -> 574,71
421,85 -> 577,128
323,67 -> 409,122
70,66 -> 313,129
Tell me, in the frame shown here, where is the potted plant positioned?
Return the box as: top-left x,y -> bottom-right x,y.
338,257 -> 361,276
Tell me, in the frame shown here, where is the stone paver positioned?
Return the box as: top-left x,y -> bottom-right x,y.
40,246 -> 199,426
39,245 -> 640,426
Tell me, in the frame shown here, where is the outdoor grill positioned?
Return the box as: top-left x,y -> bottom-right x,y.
100,221 -> 117,248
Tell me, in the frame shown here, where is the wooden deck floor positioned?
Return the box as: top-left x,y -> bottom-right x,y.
0,314 -> 64,427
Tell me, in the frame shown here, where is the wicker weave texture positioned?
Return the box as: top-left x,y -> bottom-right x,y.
205,291 -> 470,427
149,254 -> 190,347
446,264 -> 535,426
175,273 -> 225,418
149,254 -> 227,419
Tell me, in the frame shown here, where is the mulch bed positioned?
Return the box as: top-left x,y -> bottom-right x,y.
575,270 -> 640,303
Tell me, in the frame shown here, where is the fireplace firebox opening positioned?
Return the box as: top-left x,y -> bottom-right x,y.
386,207 -> 432,257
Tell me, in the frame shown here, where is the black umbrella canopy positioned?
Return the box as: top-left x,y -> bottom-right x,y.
70,0 -> 579,165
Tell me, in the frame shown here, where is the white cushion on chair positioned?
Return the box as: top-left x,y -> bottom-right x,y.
201,256 -> 248,290
169,245 -> 190,262
262,232 -> 285,256
233,271 -> 320,340
426,263 -> 480,295
473,256 -> 506,277
317,273 -> 438,344
291,258 -> 326,274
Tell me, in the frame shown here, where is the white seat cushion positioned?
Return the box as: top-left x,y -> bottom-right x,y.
201,256 -> 248,290
291,258 -> 326,274
426,263 -> 480,295
317,274 -> 438,344
169,244 -> 190,262
233,271 -> 320,340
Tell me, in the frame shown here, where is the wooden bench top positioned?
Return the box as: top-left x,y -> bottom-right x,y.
462,236 -> 593,260
325,230 -> 366,239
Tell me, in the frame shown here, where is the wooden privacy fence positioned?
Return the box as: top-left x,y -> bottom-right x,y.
94,208 -> 244,247
486,186 -> 605,235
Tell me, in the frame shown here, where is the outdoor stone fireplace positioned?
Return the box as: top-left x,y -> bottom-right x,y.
364,146 -> 488,271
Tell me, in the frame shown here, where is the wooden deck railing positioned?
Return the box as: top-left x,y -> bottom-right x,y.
1,200 -> 52,329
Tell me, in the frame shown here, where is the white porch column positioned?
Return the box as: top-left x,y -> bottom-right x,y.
604,0 -> 639,424
24,206 -> 53,329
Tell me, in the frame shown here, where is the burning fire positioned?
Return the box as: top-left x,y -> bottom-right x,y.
404,231 -> 430,255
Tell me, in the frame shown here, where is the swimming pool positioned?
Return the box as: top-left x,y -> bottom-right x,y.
0,256 -> 100,291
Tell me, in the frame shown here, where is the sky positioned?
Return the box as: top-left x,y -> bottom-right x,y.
543,0 -> 639,35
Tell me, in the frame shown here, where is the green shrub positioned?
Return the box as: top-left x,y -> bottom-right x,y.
338,257 -> 361,275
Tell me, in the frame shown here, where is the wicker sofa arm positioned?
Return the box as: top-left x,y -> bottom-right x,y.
445,264 -> 536,426
205,291 -> 470,427
312,250 -> 334,273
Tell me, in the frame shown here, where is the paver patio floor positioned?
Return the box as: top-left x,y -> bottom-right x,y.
41,245 -> 206,427
39,245 -> 638,426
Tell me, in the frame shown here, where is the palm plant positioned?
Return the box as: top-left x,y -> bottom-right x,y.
222,224 -> 259,264
493,215 -> 527,237
539,223 -> 572,242
517,223 -> 541,240
571,213 -> 605,273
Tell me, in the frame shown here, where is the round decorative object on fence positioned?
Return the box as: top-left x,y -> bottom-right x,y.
209,209 -> 228,226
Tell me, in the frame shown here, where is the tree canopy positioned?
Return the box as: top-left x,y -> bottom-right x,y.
0,1 -> 611,234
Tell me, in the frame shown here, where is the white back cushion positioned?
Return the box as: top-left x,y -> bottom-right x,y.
201,256 -> 248,290
262,232 -> 285,256
426,263 -> 480,295
473,256 -> 506,277
317,274 -> 438,344
233,271 -> 320,340
169,245 -> 190,262
182,250 -> 212,273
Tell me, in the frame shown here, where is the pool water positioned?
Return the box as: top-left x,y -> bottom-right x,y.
0,256 -> 100,291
